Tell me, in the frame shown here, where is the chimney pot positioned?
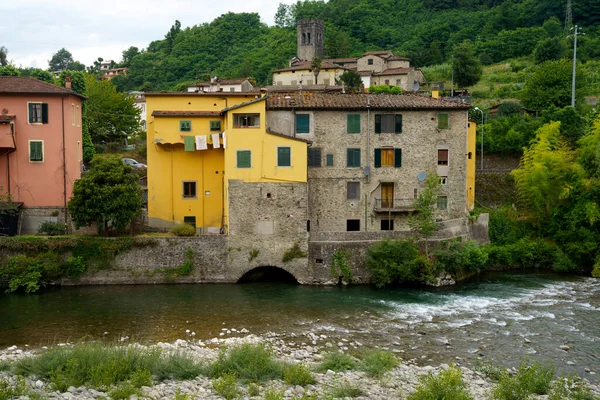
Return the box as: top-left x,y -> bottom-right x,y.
65,76 -> 72,90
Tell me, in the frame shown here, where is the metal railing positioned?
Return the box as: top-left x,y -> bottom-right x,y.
374,198 -> 415,212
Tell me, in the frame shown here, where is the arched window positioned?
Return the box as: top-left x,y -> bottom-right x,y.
307,32 -> 311,44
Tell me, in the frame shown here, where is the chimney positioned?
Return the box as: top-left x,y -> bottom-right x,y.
432,89 -> 439,99
65,76 -> 72,90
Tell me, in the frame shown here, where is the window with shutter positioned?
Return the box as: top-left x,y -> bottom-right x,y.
438,149 -> 449,165
394,114 -> 402,133
296,114 -> 310,134
347,182 -> 360,199
28,103 -> 44,124
29,141 -> 43,162
347,114 -> 360,133
438,113 -> 449,129
326,154 -> 334,166
182,181 -> 197,199
237,150 -> 251,168
346,148 -> 361,167
308,148 -> 321,167
375,114 -> 399,133
437,196 -> 448,210
210,120 -> 221,131
277,147 -> 291,167
180,120 -> 192,132
381,149 -> 394,166
394,148 -> 402,168
374,148 -> 382,168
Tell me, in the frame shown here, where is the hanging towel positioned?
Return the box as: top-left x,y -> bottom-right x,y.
222,132 -> 226,149
184,136 -> 195,151
212,133 -> 220,149
195,135 -> 208,150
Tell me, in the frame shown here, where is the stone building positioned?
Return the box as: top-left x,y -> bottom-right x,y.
266,92 -> 473,233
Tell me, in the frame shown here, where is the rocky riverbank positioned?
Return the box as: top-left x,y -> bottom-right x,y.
1,331 -> 599,400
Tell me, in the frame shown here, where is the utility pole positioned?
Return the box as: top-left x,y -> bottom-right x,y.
571,25 -> 579,108
565,0 -> 573,34
451,55 -> 454,97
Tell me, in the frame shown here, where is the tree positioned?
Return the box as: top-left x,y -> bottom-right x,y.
310,56 -> 322,85
48,48 -> 74,71
68,156 -> 142,234
520,59 -> 584,111
86,75 -> 141,142
408,173 -> 442,257
274,3 -> 295,28
533,37 -> 565,64
335,70 -> 362,93
452,40 -> 482,88
0,46 -> 7,66
120,47 -> 140,67
369,85 -> 403,94
20,68 -> 55,83
164,20 -> 182,53
0,65 -> 20,76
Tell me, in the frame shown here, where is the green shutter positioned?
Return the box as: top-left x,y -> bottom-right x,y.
41,103 -> 49,124
395,114 -> 402,134
28,104 -> 34,123
30,141 -> 43,161
237,150 -> 251,168
326,154 -> 334,166
296,114 -> 310,133
210,120 -> 221,131
394,148 -> 402,168
347,149 -> 360,167
183,135 -> 195,151
438,113 -> 449,129
180,120 -> 191,131
374,148 -> 381,168
375,115 -> 381,134
347,114 -> 360,133
278,147 -> 291,167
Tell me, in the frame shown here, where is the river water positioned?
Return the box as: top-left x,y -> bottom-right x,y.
1,271 -> 598,378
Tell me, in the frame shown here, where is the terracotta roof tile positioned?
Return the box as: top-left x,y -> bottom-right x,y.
191,78 -> 249,86
152,110 -> 221,117
273,61 -> 347,73
266,92 -> 471,110
373,68 -> 415,76
0,76 -> 85,99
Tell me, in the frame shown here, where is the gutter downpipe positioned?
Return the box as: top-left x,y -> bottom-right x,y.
366,96 -> 371,232
217,97 -> 228,233
5,122 -> 17,194
61,96 -> 68,225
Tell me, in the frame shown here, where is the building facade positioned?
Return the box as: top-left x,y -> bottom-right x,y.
187,78 -> 254,93
0,76 -> 84,233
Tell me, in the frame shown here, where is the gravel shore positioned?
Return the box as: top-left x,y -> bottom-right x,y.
1,331 -> 598,400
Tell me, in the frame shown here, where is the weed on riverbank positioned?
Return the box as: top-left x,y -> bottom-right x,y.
358,348 -> 398,378
207,343 -> 284,382
408,365 -> 473,400
315,351 -> 356,372
491,360 -> 555,399
283,363 -> 316,386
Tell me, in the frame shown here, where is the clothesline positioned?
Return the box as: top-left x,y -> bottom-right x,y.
183,132 -> 226,151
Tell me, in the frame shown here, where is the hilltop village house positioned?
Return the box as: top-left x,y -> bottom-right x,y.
0,76 -> 84,234
272,19 -> 425,92
186,78 -> 254,93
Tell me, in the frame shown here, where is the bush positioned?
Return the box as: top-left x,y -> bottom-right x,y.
283,363 -> 316,386
491,360 -> 555,399
366,239 -> 420,287
408,366 -> 473,400
329,380 -> 364,398
592,258 -> 600,278
358,349 -> 398,378
171,223 -> 196,237
263,387 -> 285,400
207,344 -> 284,382
212,373 -> 241,400
108,382 -> 141,400
315,352 -> 356,373
552,249 -> 578,273
433,239 -> 488,275
549,375 -> 596,400
38,221 -> 67,236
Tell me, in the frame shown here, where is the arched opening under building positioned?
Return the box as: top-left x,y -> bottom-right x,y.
237,266 -> 299,284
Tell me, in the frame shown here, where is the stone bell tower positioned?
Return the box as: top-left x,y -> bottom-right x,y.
297,19 -> 324,61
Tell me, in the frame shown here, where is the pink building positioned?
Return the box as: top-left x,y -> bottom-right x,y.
0,77 -> 84,234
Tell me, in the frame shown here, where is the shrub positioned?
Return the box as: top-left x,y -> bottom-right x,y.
208,344 -> 284,382
213,373 -> 241,400
0,376 -> 30,399
282,243 -> 307,263
315,352 -> 356,373
130,367 -> 152,387
552,249 -> 578,272
38,221 -> 67,236
489,207 -> 522,245
473,359 -> 503,381
549,375 -> 596,400
174,388 -> 191,400
491,360 -> 555,399
263,387 -> 285,400
330,248 -> 353,284
408,366 -> 473,400
358,349 -> 398,378
247,382 -> 260,396
108,382 -> 141,400
171,223 -> 196,237
592,258 -> 600,278
365,239 -> 419,287
0,252 -> 79,293
283,363 -> 316,386
329,380 -> 364,398
433,239 -> 488,275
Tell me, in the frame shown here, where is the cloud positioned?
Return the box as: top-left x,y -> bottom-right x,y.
2,0 -> 296,69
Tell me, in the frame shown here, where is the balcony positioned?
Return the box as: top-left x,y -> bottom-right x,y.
374,198 -> 415,213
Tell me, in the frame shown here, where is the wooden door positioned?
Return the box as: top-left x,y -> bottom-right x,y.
381,183 -> 394,208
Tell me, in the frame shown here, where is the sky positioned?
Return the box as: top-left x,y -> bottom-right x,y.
1,0 -> 296,70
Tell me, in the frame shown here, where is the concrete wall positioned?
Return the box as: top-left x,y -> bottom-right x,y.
19,206 -> 67,235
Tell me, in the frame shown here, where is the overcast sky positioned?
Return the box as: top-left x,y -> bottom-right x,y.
1,0 -> 295,70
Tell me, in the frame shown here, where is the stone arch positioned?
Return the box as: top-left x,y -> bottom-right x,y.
237,266 -> 299,284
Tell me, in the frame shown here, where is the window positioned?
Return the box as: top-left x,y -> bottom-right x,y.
374,148 -> 402,168
438,149 -> 449,166
29,141 -> 43,162
210,120 -> 221,131
438,113 -> 449,129
326,153 -> 334,166
234,114 -> 260,128
71,104 -> 75,125
296,114 -> 310,134
437,196 -> 448,210
381,219 -> 394,231
308,148 -> 321,167
347,114 -> 360,133
180,120 -> 191,132
28,103 -> 48,124
323,78 -> 330,85
184,216 -> 196,228
440,176 -> 448,185
237,150 -> 251,168
368,59 -> 373,65
347,219 -> 360,231
230,87 -> 235,92
76,106 -> 80,127
277,147 -> 291,167
182,181 -> 197,199
384,79 -> 390,85
414,188 -> 418,199
375,114 -> 402,134
307,220 -> 310,232
347,148 -> 361,167
347,182 -> 360,199
396,79 -> 402,86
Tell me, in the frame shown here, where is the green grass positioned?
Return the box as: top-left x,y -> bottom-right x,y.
174,388 -> 192,400
329,380 -> 364,398
408,366 -> 473,400
247,382 -> 260,396
549,375 -> 596,400
263,387 -> 284,400
207,343 -> 284,382
12,343 -> 204,392
315,351 -> 356,373
0,377 -> 28,400
213,373 -> 241,400
283,363 -> 316,386
108,382 -> 141,400
491,360 -> 555,400
358,349 -> 398,378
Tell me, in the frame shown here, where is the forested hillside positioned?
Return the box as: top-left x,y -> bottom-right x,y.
107,0 -> 599,92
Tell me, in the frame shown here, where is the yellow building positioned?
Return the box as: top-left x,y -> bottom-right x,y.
466,120 -> 477,210
146,92 -> 308,233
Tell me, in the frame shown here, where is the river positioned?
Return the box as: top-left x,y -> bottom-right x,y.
1,271 -> 598,378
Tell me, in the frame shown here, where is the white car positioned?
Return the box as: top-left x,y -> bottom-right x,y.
122,158 -> 147,169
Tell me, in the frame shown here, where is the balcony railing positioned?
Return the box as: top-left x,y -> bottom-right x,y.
374,198 -> 415,212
